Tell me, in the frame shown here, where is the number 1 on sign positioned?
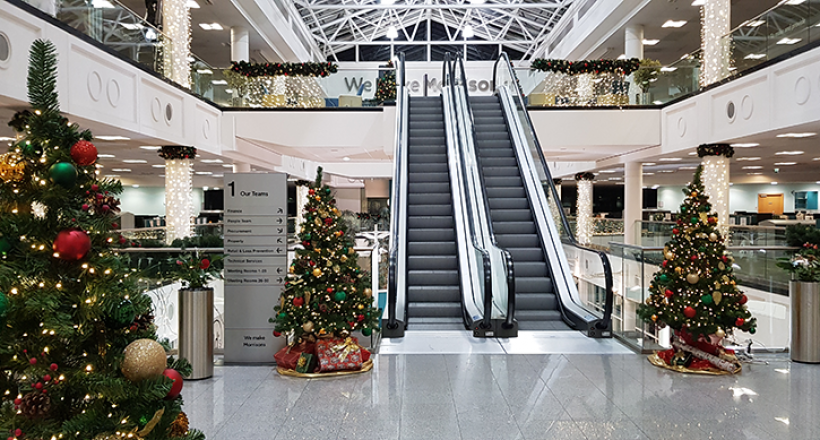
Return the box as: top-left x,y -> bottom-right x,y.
228,181 -> 235,197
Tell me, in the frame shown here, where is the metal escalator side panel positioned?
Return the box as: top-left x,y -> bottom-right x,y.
496,87 -> 604,335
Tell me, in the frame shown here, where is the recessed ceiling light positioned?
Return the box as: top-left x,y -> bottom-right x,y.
132,184 -> 140,188
95,164 -> 104,168
203,186 -> 209,191
642,39 -> 660,45
199,23 -> 223,31
98,154 -> 116,158
104,174 -> 121,178
775,150 -> 804,155
774,162 -> 797,166
662,20 -> 687,28
659,157 -> 682,161
746,20 -> 765,27
643,172 -> 655,175
196,69 -> 213,75
96,136 -> 130,141
122,159 -> 147,164
742,166 -> 763,170
111,168 -> 131,172
140,146 -> 161,150
600,169 -> 618,173
771,181 -> 779,185
747,172 -> 762,175
462,25 -> 474,38
691,0 -> 705,5
222,164 -> 234,168
744,53 -> 766,60
643,162 -> 656,166
343,157 -> 351,161
777,133 -> 816,138
651,185 -> 660,189
777,38 -> 802,45
201,159 -> 224,163
652,100 -> 663,105
195,171 -> 213,175
186,0 -> 200,8
688,152 -> 698,155
736,157 -> 761,161
659,170 -> 675,173
152,164 -> 166,168
730,143 -> 759,148
212,79 -> 228,85
660,67 -> 677,72
0,136 -> 15,142
679,166 -> 697,170
608,177 -> 622,181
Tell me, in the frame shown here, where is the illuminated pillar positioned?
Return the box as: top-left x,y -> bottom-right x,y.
575,174 -> 594,244
624,162 -> 643,244
162,0 -> 192,88
700,0 -> 731,87
625,25 -> 644,104
701,153 -> 730,236
165,158 -> 194,244
295,185 -> 310,230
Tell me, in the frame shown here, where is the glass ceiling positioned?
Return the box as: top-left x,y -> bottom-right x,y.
292,0 -> 576,62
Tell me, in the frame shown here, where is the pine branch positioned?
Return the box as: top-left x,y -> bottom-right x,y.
27,39 -> 60,113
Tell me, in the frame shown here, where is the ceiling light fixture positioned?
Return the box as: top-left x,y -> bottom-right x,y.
196,69 -> 213,75
775,150 -> 804,155
642,39 -> 660,45
742,166 -> 763,170
98,154 -> 116,158
659,157 -> 682,162
195,171 -> 213,175
662,20 -> 687,28
660,67 -> 677,72
201,159 -> 224,163
186,0 -> 199,7
730,143 -> 759,148
122,159 -> 148,164
132,184 -> 140,188
744,53 -> 766,60
643,162 -> 656,166
386,26 -> 398,39
343,157 -> 351,161
199,23 -> 223,31
96,136 -> 130,141
774,162 -> 797,165
212,79 -> 228,85
747,172 -> 762,175
777,132 -> 816,138
777,37 -> 802,45
140,146 -> 161,150
771,181 -> 778,185
152,164 -> 166,168
111,168 -> 132,172
746,20 -> 765,27
692,0 -> 705,5
462,25 -> 474,38
736,157 -> 761,161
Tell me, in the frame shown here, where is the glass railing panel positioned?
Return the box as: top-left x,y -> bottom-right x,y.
190,58 -> 232,107
640,66 -> 700,105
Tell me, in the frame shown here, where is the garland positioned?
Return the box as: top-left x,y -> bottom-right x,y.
159,146 -> 197,160
8,110 -> 32,133
575,172 -> 595,181
697,143 -> 734,158
230,61 -> 339,78
552,178 -> 563,185
531,58 -> 640,76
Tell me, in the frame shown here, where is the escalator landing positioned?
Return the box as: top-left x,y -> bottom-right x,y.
378,330 -> 632,354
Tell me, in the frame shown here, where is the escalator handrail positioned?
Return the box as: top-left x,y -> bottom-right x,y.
443,53 -> 494,330
492,53 -> 614,330
386,52 -> 407,330
453,56 -> 516,329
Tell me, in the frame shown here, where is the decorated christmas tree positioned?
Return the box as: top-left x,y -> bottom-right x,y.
638,166 -> 756,372
374,61 -> 396,105
0,40 -> 202,439
272,168 -> 380,344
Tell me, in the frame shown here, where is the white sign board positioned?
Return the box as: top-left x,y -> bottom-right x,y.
223,173 -> 288,363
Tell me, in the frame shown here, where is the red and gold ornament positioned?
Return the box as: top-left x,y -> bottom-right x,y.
70,140 -> 98,166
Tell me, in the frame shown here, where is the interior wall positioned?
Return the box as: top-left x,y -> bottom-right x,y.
656,183 -> 820,213
120,187 -> 205,217
333,188 -> 362,213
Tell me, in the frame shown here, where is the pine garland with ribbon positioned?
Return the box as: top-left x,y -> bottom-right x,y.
158,146 -> 197,160
531,58 -> 641,76
230,61 -> 339,78
697,143 -> 734,158
575,172 -> 595,181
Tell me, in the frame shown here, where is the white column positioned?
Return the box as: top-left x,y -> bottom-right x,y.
700,0 -> 731,87
625,25 -> 644,105
231,27 -> 250,62
624,162 -> 643,244
701,155 -> 730,236
295,185 -> 310,232
576,179 -> 594,244
165,158 -> 193,244
232,163 -> 251,173
161,0 -> 191,88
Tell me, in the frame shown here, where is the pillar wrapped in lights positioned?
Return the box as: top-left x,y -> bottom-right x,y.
160,146 -> 197,244
575,172 -> 595,244
162,0 -> 191,88
698,143 -> 733,236
699,0 -> 731,87
295,180 -> 311,229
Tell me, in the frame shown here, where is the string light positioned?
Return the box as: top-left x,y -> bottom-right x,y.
165,157 -> 194,244
699,0 -> 731,86
576,180 -> 594,244
162,0 -> 192,88
702,155 -> 730,236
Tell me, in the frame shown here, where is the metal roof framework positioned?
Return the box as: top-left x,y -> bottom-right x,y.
292,0 -> 576,62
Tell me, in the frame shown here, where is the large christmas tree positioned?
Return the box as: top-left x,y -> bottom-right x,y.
272,168 -> 380,343
0,40 -> 202,439
639,166 -> 756,341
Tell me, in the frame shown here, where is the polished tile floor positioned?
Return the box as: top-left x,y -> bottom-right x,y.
184,346 -> 817,439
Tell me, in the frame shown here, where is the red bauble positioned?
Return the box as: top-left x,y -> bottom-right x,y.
70,140 -> 98,166
309,189 -> 315,195
163,369 -> 184,400
273,331 -> 281,337
662,260 -> 668,267
722,255 -> 728,263
691,255 -> 698,261
309,261 -> 315,267
293,297 -> 304,307
53,228 -> 91,260
683,306 -> 696,318
665,289 -> 674,298
708,217 -> 717,224
357,314 -> 365,322
324,218 -> 333,225
736,318 -> 745,327
673,228 -> 680,235
739,294 -> 748,305
326,288 -> 333,293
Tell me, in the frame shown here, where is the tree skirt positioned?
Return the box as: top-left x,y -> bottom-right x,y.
648,352 -> 741,375
277,359 -> 373,378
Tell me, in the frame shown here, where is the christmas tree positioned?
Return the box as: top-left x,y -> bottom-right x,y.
374,61 -> 396,105
271,168 -> 380,343
638,166 -> 756,345
0,40 -> 203,439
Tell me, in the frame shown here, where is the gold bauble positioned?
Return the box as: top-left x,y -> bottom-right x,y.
715,328 -> 726,339
364,288 -> 372,298
288,265 -> 295,274
675,267 -> 682,275
686,273 -> 700,284
664,251 -> 674,260
340,255 -> 348,263
121,339 -> 166,382
709,233 -> 718,242
718,262 -> 725,271
302,321 -> 315,333
691,191 -> 697,197
357,304 -> 364,310
713,291 -> 723,305
348,247 -> 355,255
312,268 -> 322,277
168,411 -> 190,437
651,314 -> 658,322
0,153 -> 25,182
326,259 -> 333,267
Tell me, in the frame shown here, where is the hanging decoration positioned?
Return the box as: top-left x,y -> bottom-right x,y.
574,172 -> 595,181
230,61 -> 339,78
697,143 -> 734,158
0,152 -> 26,182
531,58 -> 640,76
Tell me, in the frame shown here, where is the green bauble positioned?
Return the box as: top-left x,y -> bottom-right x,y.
304,233 -> 311,240
278,312 -> 287,319
23,142 -> 42,157
0,237 -> 11,255
701,294 -> 713,305
325,188 -> 331,195
750,327 -> 756,335
698,246 -> 706,252
108,300 -> 136,327
690,217 -> 698,224
334,291 -> 347,302
49,162 -> 78,187
681,206 -> 687,213
658,274 -> 670,284
362,328 -> 372,336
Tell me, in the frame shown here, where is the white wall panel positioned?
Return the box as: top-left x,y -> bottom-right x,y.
530,109 -> 660,150
772,53 -> 820,128
662,99 -> 699,152
709,75 -> 769,141
0,6 -> 44,103
194,102 -> 221,154
139,79 -> 186,144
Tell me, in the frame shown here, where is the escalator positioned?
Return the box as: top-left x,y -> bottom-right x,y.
471,95 -> 564,330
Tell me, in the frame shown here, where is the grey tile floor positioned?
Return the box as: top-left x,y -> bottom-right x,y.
183,353 -> 819,440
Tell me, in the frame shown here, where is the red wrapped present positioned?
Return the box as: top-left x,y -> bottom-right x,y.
316,337 -> 370,372
274,341 -> 316,370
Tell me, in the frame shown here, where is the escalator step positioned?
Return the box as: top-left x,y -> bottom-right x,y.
490,209 -> 533,222
506,247 -> 545,262
406,182 -> 450,193
408,270 -> 459,285
407,215 -> 455,229
495,233 -> 541,248
492,221 -> 536,234
408,255 -> 457,270
408,285 -> 461,302
474,131 -> 512,141
409,145 -> 446,155
408,204 -> 452,216
484,176 -> 523,187
410,121 -> 444,130
409,163 -> 448,173
475,124 -> 508,132
412,114 -> 444,122
482,166 -> 520,177
516,277 -> 554,294
488,198 -> 530,210
408,172 -> 449,183
480,157 -> 518,167
408,193 -> 451,205
408,241 -> 457,255
408,154 -> 448,164
516,310 -> 563,321
408,137 -> 446,145
408,228 -> 456,242
516,293 -> 558,310
486,187 -> 526,198
410,128 -> 446,138
407,302 -> 462,318
407,317 -> 467,331
478,148 -> 515,158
